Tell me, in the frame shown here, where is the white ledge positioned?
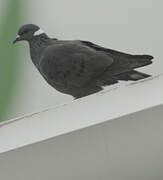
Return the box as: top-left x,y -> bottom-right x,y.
0,74 -> 163,154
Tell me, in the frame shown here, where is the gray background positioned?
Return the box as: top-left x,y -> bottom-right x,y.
10,0 -> 163,119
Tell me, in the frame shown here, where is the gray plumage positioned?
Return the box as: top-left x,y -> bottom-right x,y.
13,24 -> 153,98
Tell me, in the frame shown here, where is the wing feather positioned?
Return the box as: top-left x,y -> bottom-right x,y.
39,43 -> 114,88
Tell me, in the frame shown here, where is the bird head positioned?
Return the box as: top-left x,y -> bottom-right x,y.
13,24 -> 45,44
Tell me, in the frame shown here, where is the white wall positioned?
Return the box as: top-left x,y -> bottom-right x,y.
0,105 -> 163,180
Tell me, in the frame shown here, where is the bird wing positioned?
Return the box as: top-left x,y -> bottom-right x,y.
39,43 -> 114,88
80,40 -> 153,59
80,40 -> 153,75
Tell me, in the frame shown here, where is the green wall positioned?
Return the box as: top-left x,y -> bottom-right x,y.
0,0 -> 24,122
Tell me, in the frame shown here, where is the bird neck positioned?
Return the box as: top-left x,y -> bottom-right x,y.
29,34 -> 52,66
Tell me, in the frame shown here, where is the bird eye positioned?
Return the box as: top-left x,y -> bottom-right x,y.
22,30 -> 28,34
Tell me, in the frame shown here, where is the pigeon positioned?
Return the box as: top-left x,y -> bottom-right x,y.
13,24 -> 153,99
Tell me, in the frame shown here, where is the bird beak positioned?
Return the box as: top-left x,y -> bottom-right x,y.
13,35 -> 21,44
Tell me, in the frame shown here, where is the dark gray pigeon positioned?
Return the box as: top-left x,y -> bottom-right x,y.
13,24 -> 153,98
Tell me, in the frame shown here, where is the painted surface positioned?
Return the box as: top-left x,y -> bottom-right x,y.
0,104 -> 163,180
0,74 -> 162,153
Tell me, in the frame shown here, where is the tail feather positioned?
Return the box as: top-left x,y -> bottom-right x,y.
133,55 -> 154,60
130,55 -> 153,69
116,70 -> 151,81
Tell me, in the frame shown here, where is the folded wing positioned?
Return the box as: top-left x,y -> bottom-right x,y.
39,43 -> 114,88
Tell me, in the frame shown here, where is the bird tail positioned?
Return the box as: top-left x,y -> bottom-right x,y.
132,55 -> 153,60
130,55 -> 153,68
116,70 -> 151,81
96,55 -> 153,86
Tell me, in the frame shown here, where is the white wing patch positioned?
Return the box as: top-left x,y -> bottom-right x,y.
34,28 -> 44,36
